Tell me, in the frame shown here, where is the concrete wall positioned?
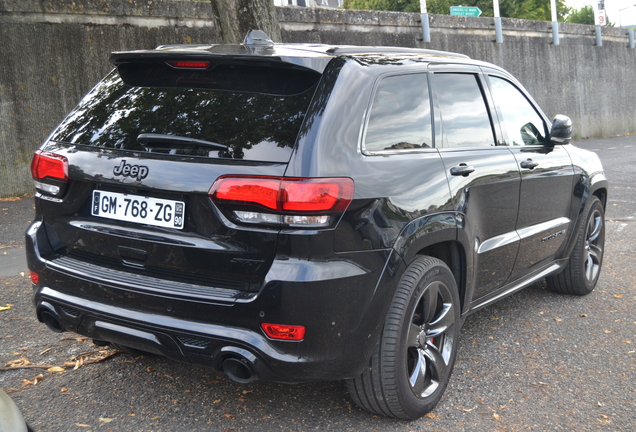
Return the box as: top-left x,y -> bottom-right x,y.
1,1 -> 634,198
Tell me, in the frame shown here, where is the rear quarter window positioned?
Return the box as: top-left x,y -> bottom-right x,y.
363,73 -> 433,153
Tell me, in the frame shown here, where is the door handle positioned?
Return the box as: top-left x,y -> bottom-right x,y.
520,159 -> 539,170
450,164 -> 475,177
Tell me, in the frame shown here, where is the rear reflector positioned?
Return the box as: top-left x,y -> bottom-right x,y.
31,151 -> 69,182
167,60 -> 211,69
30,271 -> 39,285
209,176 -> 354,213
261,323 -> 306,341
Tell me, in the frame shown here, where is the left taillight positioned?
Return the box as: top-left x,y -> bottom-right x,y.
31,150 -> 70,197
209,176 -> 354,228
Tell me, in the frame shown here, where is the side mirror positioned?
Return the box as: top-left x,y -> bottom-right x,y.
549,115 -> 572,145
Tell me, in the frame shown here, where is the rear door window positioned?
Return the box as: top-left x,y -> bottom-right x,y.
363,73 -> 432,153
434,73 -> 495,148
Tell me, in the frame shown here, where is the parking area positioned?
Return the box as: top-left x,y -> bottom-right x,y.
1,136 -> 635,432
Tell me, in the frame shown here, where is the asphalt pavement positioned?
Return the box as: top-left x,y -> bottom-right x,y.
1,136 -> 635,431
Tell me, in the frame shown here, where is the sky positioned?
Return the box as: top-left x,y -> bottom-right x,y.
565,0 -> 636,26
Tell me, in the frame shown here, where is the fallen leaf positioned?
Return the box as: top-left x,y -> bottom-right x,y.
99,417 -> 113,423
61,388 -> 68,392
614,294 -> 623,298
24,374 -> 45,386
604,330 -> 612,334
463,408 -> 474,412
75,424 -> 90,427
623,340 -> 632,344
493,413 -> 501,420
147,366 -> 156,372
6,358 -> 33,368
0,305 -> 11,312
554,317 -> 563,322
425,413 -> 436,419
222,414 -> 235,418
213,399 -> 221,404
490,317 -> 500,321
600,414 -> 609,419
241,390 -> 253,395
580,314 -> 588,317
47,366 -> 65,374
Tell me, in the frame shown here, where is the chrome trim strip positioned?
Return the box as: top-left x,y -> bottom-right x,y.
517,217 -> 570,240
477,231 -> 520,255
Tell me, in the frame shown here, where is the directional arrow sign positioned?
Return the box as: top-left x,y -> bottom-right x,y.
450,6 -> 482,17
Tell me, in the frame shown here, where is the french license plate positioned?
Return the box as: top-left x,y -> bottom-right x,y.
92,190 -> 185,230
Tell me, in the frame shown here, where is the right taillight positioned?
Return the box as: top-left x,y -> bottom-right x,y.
31,150 -> 70,197
209,176 -> 354,228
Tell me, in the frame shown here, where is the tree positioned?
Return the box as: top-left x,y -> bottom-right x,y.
565,5 -> 595,25
342,0 -> 570,21
564,5 -> 613,26
210,0 -> 282,44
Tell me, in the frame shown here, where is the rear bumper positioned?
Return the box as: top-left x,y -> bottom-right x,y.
26,221 -> 404,383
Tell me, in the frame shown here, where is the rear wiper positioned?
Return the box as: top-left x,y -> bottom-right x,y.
137,133 -> 228,151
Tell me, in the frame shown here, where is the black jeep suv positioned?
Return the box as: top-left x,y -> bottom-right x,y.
26,34 -> 607,419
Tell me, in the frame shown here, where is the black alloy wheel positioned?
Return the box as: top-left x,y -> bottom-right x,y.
547,195 -> 605,295
346,256 -> 461,419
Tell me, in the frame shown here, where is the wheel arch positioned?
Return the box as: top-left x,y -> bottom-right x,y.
392,212 -> 468,313
561,173 -> 607,262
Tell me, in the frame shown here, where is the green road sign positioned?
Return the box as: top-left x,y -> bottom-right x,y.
450,6 -> 482,17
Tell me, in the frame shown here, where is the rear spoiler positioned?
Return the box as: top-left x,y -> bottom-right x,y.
110,45 -> 333,74
109,48 -> 325,96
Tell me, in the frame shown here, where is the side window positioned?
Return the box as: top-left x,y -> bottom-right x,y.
364,74 -> 432,152
435,73 -> 494,148
489,76 -> 547,146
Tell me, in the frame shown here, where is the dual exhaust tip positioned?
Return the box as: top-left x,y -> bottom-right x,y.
37,305 -> 257,384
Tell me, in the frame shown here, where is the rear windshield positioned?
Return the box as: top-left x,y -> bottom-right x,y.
50,68 -> 319,162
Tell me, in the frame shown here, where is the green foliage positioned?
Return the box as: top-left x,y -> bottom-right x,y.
342,0 -> 570,21
342,0 -> 420,12
564,5 -> 613,26
565,5 -> 595,25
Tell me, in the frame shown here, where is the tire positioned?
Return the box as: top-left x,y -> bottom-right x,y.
346,256 -> 461,419
547,196 -> 605,296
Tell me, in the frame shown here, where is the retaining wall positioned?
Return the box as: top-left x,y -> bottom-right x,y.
1,0 -> 634,197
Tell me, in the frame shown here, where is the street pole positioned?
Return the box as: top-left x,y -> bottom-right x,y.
493,0 -> 503,43
420,0 -> 431,43
595,0 -> 604,46
550,0 -> 560,45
